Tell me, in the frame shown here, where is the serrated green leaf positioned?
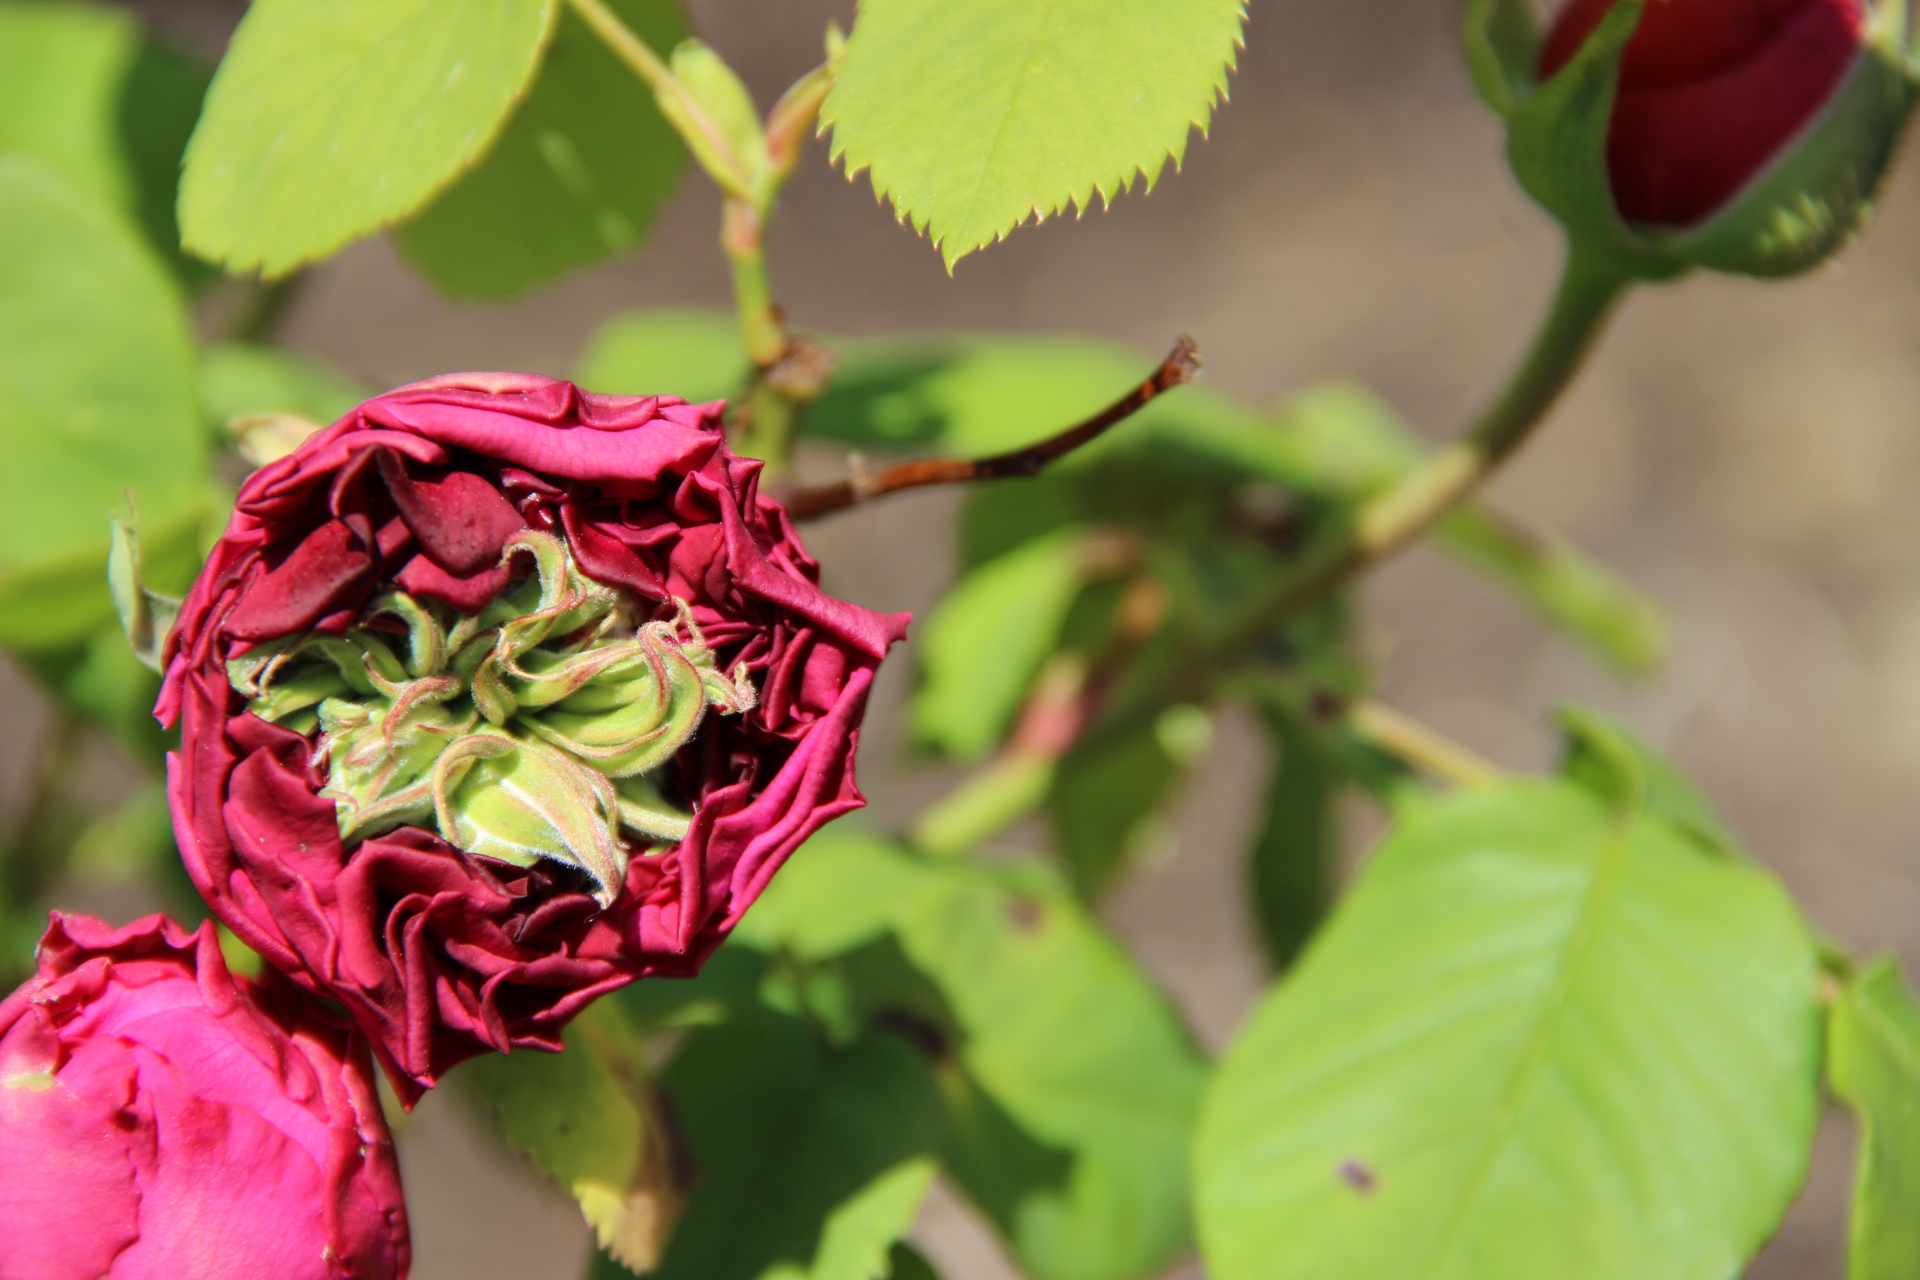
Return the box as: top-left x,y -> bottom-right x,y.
1462,0 -> 1542,118
821,0 -> 1246,268
649,1010 -> 942,1280
1829,958 -> 1920,1280
469,1001 -> 681,1273
913,527 -> 1093,761
180,0 -> 557,276
745,829 -> 1206,1280
1246,698 -> 1338,971
200,342 -> 366,434
0,155 -> 207,651
574,308 -> 747,405
398,0 -> 688,298
1554,705 -> 1744,858
1195,780 -> 1822,1280
0,0 -> 136,207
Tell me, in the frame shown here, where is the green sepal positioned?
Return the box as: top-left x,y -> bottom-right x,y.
107,517 -> 182,673
434,729 -> 629,902
1504,0 -> 1920,279
1462,0 -> 1543,118
1662,11 -> 1919,277
1504,0 -> 1681,280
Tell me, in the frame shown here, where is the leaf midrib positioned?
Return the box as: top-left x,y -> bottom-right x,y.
1417,817 -> 1634,1280
948,0 -> 1064,259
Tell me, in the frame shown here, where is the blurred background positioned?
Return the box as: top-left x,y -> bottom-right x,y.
12,0 -> 1920,1274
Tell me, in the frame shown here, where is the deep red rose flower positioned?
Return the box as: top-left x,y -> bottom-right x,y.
0,913 -> 408,1279
158,373 -> 908,1100
1540,0 -> 1868,225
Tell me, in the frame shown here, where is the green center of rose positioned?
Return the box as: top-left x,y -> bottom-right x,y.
227,529 -> 755,903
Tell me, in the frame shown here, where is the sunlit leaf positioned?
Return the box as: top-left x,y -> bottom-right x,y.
1828,958 -> 1920,1280
751,830 -> 1206,1280
0,0 -> 135,206
398,0 -> 688,298
468,1001 -> 683,1273
180,0 -> 557,275
913,527 -> 1092,761
647,1005 -> 941,1280
1195,781 -> 1822,1280
821,0 -> 1245,268
0,156 -> 208,651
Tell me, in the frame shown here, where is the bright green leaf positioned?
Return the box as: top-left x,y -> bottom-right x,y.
0,156 -> 207,651
1195,781 -> 1822,1280
821,0 -> 1246,268
1829,958 -> 1920,1280
200,342 -> 366,434
398,0 -> 688,298
745,829 -> 1207,1280
650,1011 -> 942,1280
180,0 -> 557,276
574,308 -> 747,405
657,38 -> 763,199
468,1001 -> 681,1273
913,527 -> 1093,761
0,0 -> 136,207
893,854 -> 1204,1280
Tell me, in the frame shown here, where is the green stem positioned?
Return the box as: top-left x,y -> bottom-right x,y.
1217,238 -> 1634,657
566,0 -> 672,89
1348,699 -> 1504,790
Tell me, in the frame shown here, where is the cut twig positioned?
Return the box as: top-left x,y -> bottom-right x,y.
786,336 -> 1202,521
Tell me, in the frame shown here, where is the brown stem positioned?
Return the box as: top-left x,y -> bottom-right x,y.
786,336 -> 1202,521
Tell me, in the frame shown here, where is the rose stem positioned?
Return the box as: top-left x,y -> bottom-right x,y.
1208,238 -> 1634,661
1346,698 -> 1505,790
568,0 -> 832,479
786,336 -> 1203,521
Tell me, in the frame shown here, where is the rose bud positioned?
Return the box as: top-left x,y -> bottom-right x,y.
156,373 -> 908,1099
0,912 -> 408,1279
1467,0 -> 1918,276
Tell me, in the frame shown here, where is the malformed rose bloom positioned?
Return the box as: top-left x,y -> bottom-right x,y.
158,373 -> 907,1097
0,913 -> 408,1279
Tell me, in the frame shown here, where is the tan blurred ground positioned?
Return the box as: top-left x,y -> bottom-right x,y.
14,0 -> 1920,1275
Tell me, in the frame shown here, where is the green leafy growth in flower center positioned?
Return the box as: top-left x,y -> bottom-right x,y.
228,529 -> 756,903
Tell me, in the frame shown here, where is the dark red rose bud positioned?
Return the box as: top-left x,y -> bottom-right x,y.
158,373 -> 908,1100
1541,0 -> 1869,226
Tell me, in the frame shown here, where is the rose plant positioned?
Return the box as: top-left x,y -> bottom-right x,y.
157,372 -> 906,1096
3,0 -> 1920,1278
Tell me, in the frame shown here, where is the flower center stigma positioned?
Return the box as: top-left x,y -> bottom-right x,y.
228,529 -> 756,903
